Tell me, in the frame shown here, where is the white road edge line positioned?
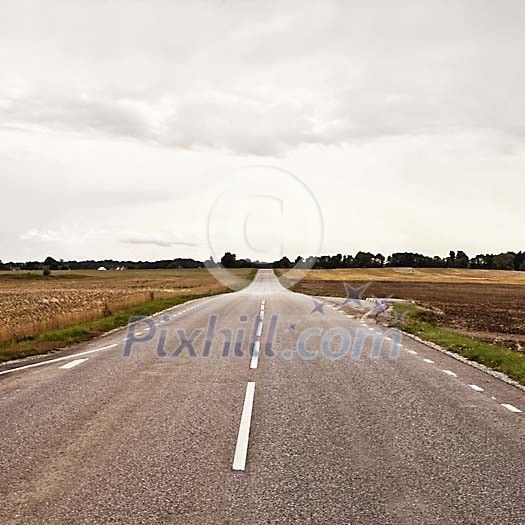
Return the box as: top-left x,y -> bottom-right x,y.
501,403 -> 522,413
468,384 -> 484,392
250,341 -> 260,369
443,369 -> 457,377
0,343 -> 118,376
232,382 -> 256,471
59,358 -> 88,370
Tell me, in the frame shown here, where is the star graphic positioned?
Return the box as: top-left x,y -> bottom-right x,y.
392,310 -> 408,324
340,282 -> 371,309
287,321 -> 298,332
309,299 -> 326,315
370,299 -> 388,315
365,295 -> 393,317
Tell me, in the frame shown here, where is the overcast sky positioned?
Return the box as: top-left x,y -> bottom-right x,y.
2,0 -> 524,262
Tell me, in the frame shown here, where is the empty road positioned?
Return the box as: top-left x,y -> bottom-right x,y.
1,269 -> 524,524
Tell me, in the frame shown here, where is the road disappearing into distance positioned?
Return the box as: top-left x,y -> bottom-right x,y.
1,270 -> 524,524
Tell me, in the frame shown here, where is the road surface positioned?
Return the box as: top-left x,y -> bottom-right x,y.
1,269 -> 524,524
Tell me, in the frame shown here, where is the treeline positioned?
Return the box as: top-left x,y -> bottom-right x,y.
272,250 -> 525,271
2,250 -> 525,272
0,256 -> 204,271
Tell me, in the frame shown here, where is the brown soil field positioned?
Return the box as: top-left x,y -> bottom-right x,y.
0,269 -> 251,344
285,269 -> 525,353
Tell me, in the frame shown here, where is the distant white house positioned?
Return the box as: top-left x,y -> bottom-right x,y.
97,266 -> 108,271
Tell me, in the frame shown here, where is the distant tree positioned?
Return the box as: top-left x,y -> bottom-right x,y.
43,256 -> 60,270
342,254 -> 354,268
294,256 -> 305,268
447,251 -> 456,268
273,256 -> 292,269
354,251 -> 375,267
432,256 -> 446,268
204,256 -> 216,268
455,251 -> 469,268
236,258 -> 252,268
373,253 -> 385,267
470,254 -> 494,269
493,252 -> 515,270
304,256 -> 317,269
388,252 -> 415,267
221,252 -> 237,268
514,252 -> 525,271
332,253 -> 343,267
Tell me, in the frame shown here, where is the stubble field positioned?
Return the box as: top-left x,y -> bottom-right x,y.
283,268 -> 525,352
0,268 -> 252,346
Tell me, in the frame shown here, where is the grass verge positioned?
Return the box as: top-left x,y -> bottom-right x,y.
392,304 -> 525,386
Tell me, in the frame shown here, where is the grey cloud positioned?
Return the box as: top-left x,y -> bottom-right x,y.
162,95 -> 319,156
1,0 -> 525,157
2,82 -> 524,158
1,95 -> 154,141
120,236 -> 197,249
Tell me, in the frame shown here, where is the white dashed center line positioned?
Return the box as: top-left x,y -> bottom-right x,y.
256,319 -> 263,337
443,369 -> 457,377
423,358 -> 435,364
250,341 -> 260,369
59,358 -> 88,370
407,350 -> 418,355
501,403 -> 522,414
232,382 -> 256,471
468,384 -> 484,392
249,299 -> 265,369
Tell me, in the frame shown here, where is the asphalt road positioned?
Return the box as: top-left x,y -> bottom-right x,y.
1,269 -> 524,524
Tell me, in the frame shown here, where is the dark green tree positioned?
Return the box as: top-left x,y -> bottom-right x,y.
220,252 -> 237,268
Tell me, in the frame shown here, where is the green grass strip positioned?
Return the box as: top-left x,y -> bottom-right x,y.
393,304 -> 525,386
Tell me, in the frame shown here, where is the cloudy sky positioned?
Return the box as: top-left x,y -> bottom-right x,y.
2,0 -> 524,262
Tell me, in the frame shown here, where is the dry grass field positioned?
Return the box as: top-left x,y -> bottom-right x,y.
283,268 -> 525,353
284,267 -> 525,285
0,268 -> 252,346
